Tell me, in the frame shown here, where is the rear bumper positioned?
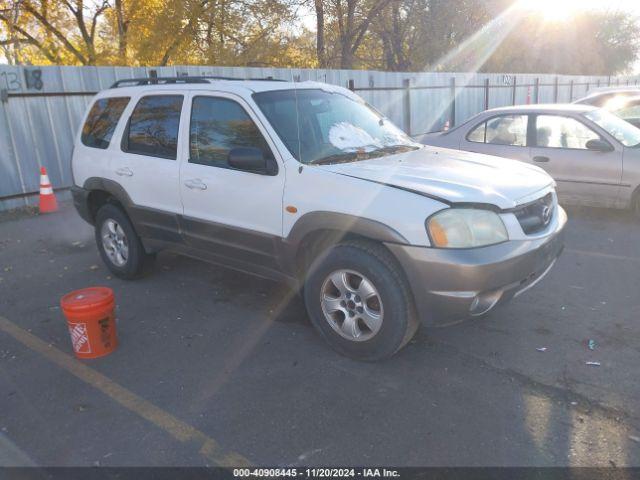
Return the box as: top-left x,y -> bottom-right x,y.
387,206 -> 567,326
71,186 -> 93,225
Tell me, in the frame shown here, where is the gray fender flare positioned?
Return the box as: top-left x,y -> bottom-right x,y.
279,211 -> 409,275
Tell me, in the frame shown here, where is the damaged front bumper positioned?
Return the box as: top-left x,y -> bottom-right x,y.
387,206 -> 567,327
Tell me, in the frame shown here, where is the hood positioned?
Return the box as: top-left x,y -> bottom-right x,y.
317,146 -> 554,209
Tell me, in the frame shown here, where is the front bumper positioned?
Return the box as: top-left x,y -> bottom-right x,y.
386,207 -> 567,326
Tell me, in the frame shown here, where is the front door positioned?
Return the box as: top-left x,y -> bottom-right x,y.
529,114 -> 623,207
179,93 -> 285,271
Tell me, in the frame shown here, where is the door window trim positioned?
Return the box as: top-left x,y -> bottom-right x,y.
120,93 -> 185,161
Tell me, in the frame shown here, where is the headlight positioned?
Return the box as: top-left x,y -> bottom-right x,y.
426,209 -> 508,248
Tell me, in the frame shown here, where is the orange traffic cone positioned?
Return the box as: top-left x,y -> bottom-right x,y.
39,166 -> 58,213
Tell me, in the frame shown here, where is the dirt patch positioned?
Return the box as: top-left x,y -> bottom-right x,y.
0,206 -> 39,223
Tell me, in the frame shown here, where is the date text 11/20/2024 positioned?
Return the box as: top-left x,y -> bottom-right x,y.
233,469 -> 400,478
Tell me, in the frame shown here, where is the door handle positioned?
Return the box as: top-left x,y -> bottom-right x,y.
184,179 -> 207,190
533,156 -> 550,163
115,167 -> 133,177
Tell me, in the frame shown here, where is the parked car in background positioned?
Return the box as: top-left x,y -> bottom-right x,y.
575,91 -> 640,129
71,77 -> 566,360
573,86 -> 640,108
419,104 -> 640,216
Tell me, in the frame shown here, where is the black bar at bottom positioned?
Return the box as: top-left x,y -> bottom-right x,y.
0,467 -> 639,480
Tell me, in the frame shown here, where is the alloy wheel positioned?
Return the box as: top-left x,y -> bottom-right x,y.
320,269 -> 384,342
101,219 -> 129,267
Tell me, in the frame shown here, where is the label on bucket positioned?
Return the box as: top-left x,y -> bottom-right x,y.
98,317 -> 112,349
69,322 -> 91,354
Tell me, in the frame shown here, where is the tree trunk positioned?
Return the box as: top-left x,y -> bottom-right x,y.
115,0 -> 128,63
314,0 -> 325,68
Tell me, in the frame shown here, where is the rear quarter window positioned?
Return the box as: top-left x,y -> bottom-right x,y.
81,97 -> 130,149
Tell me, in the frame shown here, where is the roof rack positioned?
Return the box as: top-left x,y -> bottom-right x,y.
110,77 -> 209,88
110,75 -> 287,89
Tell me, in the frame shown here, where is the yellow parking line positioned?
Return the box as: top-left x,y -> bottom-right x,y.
566,248 -> 640,263
0,315 -> 250,467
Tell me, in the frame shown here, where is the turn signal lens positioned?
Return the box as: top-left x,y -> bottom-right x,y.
427,209 -> 508,248
428,218 -> 449,247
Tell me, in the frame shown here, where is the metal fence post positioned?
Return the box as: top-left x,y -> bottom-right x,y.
347,79 -> 355,91
569,80 -> 574,102
553,77 -> 559,102
511,76 -> 517,105
483,78 -> 490,110
403,78 -> 411,136
449,77 -> 456,127
596,79 -> 600,88
534,78 -> 540,103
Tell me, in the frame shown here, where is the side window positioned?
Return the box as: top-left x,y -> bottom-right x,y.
536,115 -> 599,149
189,96 -> 272,168
467,115 -> 527,146
123,95 -> 184,160
467,122 -> 486,143
81,97 -> 130,149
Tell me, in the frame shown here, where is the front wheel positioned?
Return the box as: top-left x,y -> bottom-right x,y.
303,240 -> 419,361
95,203 -> 154,279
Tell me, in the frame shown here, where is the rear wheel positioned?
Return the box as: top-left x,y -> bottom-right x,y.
303,240 -> 419,361
95,204 -> 154,279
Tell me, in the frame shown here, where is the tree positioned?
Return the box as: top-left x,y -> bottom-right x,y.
483,9 -> 640,75
1,0 -> 639,74
0,0 -> 112,65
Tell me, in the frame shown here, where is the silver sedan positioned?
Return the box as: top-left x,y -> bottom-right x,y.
419,104 -> 640,216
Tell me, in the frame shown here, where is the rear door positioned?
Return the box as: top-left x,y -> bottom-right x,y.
459,114 -> 531,162
178,92 -> 285,271
528,114 -> 623,207
109,92 -> 186,242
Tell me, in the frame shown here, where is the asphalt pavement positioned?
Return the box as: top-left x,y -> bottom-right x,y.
1,202 -> 639,466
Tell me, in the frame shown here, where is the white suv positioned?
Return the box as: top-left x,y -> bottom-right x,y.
71,77 -> 566,360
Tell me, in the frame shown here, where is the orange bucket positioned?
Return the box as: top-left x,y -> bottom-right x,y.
60,287 -> 118,359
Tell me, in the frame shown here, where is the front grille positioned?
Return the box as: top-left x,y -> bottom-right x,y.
513,193 -> 554,234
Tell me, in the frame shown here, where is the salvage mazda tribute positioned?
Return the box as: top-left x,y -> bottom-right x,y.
71,77 -> 566,360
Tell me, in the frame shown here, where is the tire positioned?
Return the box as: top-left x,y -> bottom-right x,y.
94,203 -> 154,279
303,240 -> 419,361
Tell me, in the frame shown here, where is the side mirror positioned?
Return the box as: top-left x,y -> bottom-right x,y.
585,139 -> 614,152
228,147 -> 274,174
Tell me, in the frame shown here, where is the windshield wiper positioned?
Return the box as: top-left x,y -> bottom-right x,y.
368,144 -> 420,156
308,152 -> 360,165
308,144 -> 420,165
